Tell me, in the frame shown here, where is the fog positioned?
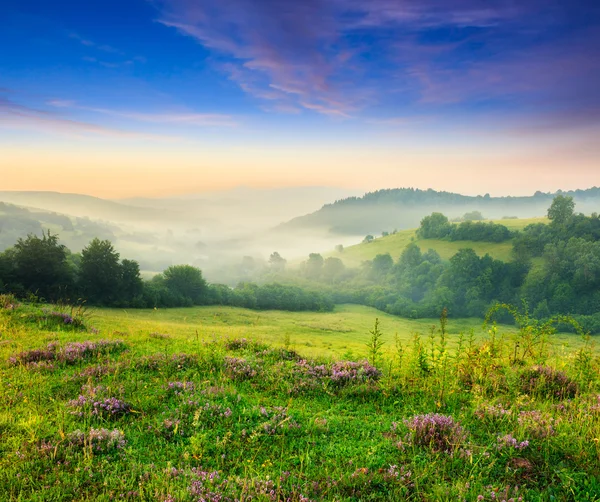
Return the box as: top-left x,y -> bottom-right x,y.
1,186 -> 599,284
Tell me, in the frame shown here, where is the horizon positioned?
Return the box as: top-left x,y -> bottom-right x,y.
2,0 -> 600,197
1,184 -> 600,203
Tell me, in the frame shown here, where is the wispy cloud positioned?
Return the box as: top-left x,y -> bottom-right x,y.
69,33 -> 125,55
46,100 -> 238,127
0,93 -> 176,140
152,0 -> 600,128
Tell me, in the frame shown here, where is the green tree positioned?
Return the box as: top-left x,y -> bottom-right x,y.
163,265 -> 208,305
12,232 -> 72,301
547,195 -> 575,225
417,213 -> 452,239
268,252 -> 287,272
120,259 -> 144,304
463,210 -> 484,221
305,253 -> 324,280
79,238 -> 122,305
371,253 -> 393,278
323,257 -> 345,282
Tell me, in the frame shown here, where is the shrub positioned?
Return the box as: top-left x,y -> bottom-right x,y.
520,366 -> 578,399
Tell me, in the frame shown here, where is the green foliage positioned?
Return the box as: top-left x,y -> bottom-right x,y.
417,212 -> 452,239
268,251 -> 286,272
304,253 -> 324,280
548,195 -> 575,224
463,210 -> 484,221
162,265 -> 208,305
11,231 -> 73,301
79,238 -> 122,305
366,318 -> 385,367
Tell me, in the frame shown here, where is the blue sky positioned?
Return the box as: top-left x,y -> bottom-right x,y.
1,0 -> 599,197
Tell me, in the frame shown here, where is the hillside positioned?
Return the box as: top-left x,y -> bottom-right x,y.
327,218 -> 546,267
281,187 -> 600,236
0,191 -> 179,224
2,300 -> 598,501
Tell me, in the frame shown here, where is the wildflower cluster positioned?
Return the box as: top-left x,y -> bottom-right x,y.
520,366 -> 578,399
224,338 -> 249,350
137,353 -> 198,371
517,410 -> 556,438
68,385 -> 131,418
44,310 -> 77,325
256,406 -> 300,435
193,402 -> 233,425
8,339 -> 126,367
224,356 -> 258,380
497,434 -> 529,451
293,359 -> 381,391
73,363 -> 116,379
67,428 -> 127,453
330,360 -> 381,385
474,403 -> 512,421
164,381 -> 195,395
403,413 -> 467,453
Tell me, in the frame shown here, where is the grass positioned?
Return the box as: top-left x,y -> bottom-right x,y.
328,218 -> 548,267
1,299 -> 599,501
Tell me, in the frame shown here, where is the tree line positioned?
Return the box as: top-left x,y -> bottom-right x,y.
0,233 -> 332,312
257,196 -> 600,333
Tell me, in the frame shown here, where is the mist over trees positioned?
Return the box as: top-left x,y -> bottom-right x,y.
1,194 -> 599,331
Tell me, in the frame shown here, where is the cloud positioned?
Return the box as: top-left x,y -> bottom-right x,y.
69,33 -> 125,55
0,96 -> 176,140
46,100 -> 238,127
152,0 -> 600,128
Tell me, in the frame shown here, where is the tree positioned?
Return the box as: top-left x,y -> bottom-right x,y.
120,259 -> 144,304
363,235 -> 374,244
463,211 -> 484,221
547,195 -> 575,225
79,238 -> 122,305
335,244 -> 344,253
305,253 -> 324,280
417,213 -> 452,239
371,253 -> 393,278
162,265 -> 208,304
12,232 -> 72,301
323,257 -> 345,282
268,252 -> 287,272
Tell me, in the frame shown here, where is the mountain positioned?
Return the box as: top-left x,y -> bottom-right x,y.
0,191 -> 179,223
279,187 -> 600,236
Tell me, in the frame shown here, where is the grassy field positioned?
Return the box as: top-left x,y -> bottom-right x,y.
2,300 -> 599,501
85,304 -> 592,358
327,218 -> 547,267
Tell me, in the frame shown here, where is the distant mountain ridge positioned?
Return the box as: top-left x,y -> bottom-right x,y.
0,191 -> 179,223
280,187 -> 600,236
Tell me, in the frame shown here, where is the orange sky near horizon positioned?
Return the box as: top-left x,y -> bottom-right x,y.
2,134 -> 599,199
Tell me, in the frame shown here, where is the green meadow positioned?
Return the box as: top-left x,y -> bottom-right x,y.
2,299 -> 600,501
87,304 -> 590,358
328,218 -> 547,267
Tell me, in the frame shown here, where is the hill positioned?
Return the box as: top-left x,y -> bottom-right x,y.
280,187 -> 600,236
0,191 -> 178,223
327,218 -> 546,267
1,300 -> 598,501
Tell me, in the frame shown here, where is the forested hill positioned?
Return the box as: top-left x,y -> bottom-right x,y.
280,187 -> 600,235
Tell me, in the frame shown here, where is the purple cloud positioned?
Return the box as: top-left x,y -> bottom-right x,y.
152,0 -> 600,127
0,95 -> 179,140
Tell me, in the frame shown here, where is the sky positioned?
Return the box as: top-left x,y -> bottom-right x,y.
1,0 -> 599,198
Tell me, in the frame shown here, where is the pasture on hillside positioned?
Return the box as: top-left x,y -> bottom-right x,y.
1,297 -> 599,501
328,218 -> 547,267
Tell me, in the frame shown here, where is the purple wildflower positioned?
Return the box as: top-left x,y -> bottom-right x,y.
403,413 -> 467,452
